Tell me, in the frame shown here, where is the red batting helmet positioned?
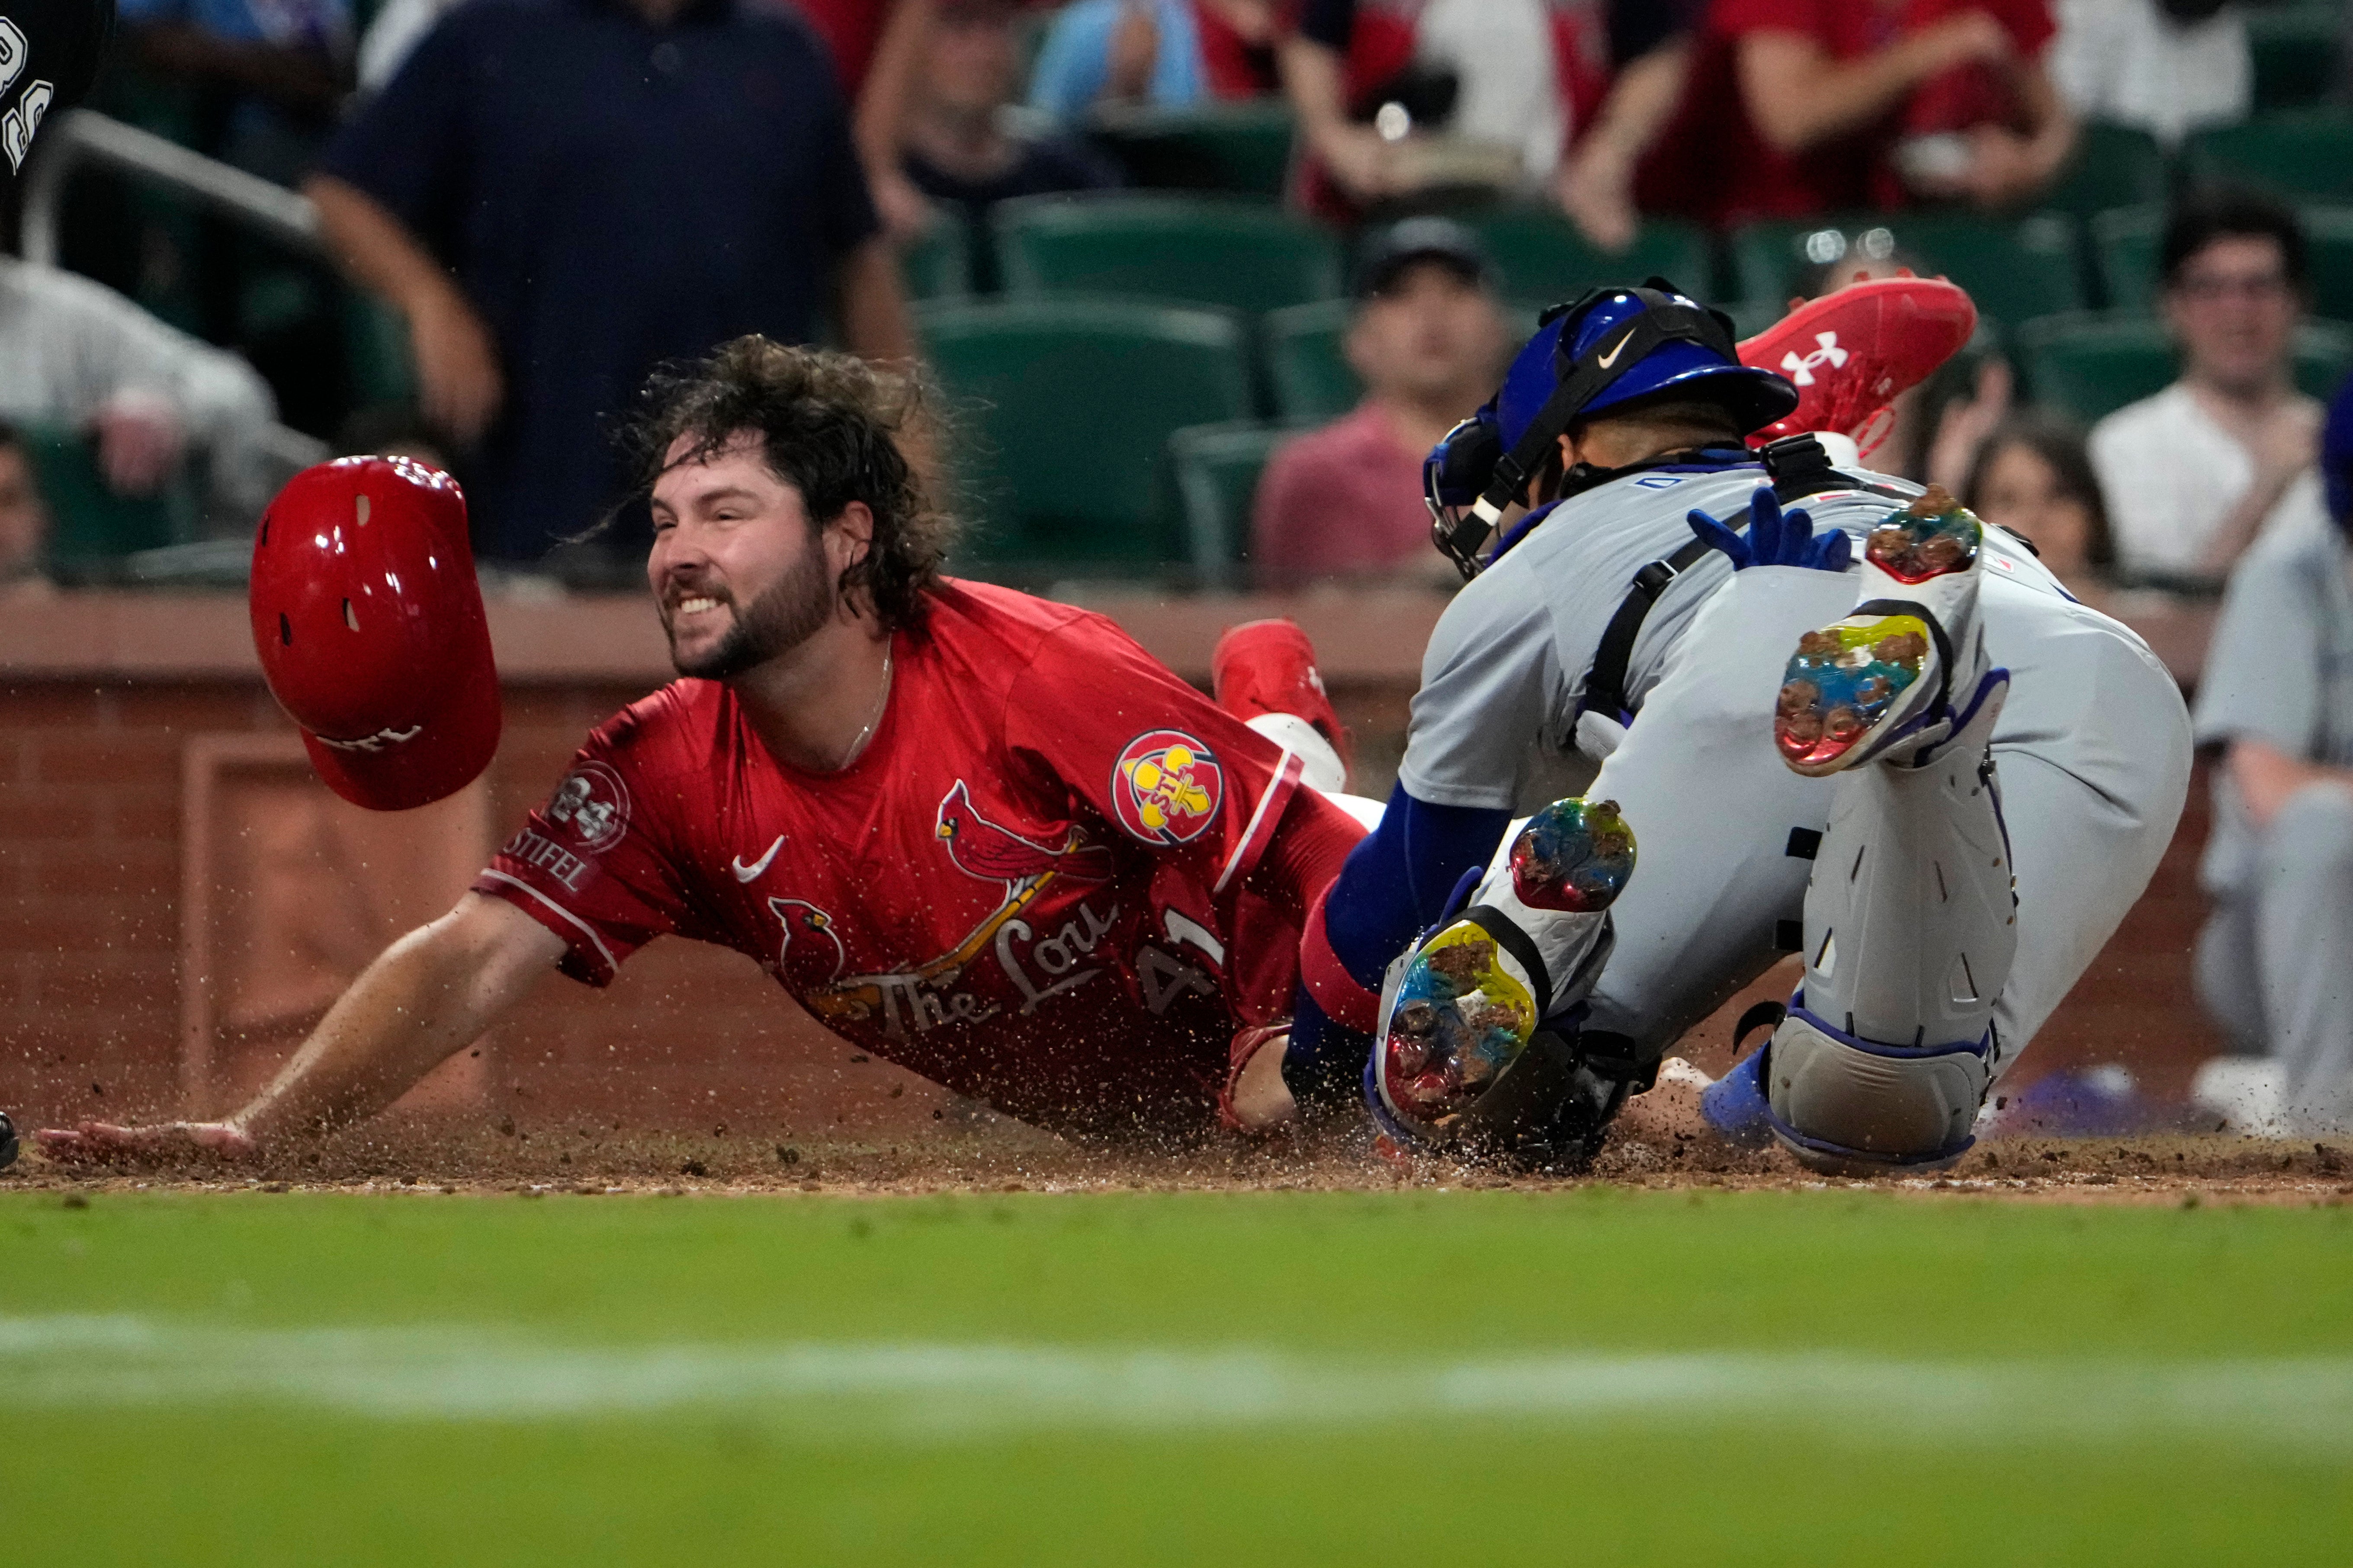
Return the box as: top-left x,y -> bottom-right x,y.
249,456 -> 501,811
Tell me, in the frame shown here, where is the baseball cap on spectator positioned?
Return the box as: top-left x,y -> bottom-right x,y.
1353,218 -> 1493,299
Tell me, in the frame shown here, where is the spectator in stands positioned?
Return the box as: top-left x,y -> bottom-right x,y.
789,0 -> 942,240
307,0 -> 915,566
2047,0 -> 2249,149
0,255 -> 281,516
1252,218 -> 1510,584
1635,0 -> 2077,228
2090,189 -> 2321,587
118,0 -> 352,180
1276,0 -> 1697,241
905,0 -> 1122,250
2188,374 -> 2353,1138
1962,408 -> 2113,588
0,423 -> 53,586
1029,0 -> 1281,120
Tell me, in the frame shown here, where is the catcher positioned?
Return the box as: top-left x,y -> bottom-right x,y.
1296,279 -> 2194,1173
41,338 -> 1365,1160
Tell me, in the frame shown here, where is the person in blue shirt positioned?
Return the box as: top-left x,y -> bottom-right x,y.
306,0 -> 915,565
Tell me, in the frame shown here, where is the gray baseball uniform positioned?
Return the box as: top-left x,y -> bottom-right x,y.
2192,502 -> 2353,1131
1402,460 -> 2194,1081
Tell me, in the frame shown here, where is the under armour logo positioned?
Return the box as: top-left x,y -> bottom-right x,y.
314,723 -> 424,753
1780,332 -> 1849,387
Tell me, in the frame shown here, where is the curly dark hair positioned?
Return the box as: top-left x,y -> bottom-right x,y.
617,337 -> 957,629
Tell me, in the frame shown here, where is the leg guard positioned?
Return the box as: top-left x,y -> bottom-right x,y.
1368,798 -> 1638,1167
1767,679 -> 2015,1171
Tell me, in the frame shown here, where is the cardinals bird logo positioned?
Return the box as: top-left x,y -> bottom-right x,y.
768,896 -> 847,986
934,780 -> 1114,888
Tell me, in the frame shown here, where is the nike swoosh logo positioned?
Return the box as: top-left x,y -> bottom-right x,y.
731,836 -> 784,883
1595,330 -> 1635,369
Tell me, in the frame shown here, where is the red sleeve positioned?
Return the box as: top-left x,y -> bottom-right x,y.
1709,0 -> 1823,39
471,707 -> 694,987
1001,616 -> 1307,898
1995,0 -> 2054,56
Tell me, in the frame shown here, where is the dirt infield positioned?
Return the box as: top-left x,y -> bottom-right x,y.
10,1109 -> 2353,1207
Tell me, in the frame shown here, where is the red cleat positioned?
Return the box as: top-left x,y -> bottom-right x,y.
1210,618 -> 1353,778
1739,275 -> 1977,463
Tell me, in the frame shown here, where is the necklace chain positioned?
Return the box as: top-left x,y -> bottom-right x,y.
835,643 -> 893,771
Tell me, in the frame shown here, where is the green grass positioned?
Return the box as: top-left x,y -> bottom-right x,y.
3,1187 -> 2349,1565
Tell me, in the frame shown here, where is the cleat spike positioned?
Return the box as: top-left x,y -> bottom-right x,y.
1508,797 -> 1637,913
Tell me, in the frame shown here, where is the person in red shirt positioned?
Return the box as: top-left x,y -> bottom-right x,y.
1252,217 -> 1512,584
1635,0 -> 2075,229
41,337 -> 1365,1161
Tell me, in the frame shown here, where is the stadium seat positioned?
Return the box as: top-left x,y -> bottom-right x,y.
344,292 -> 417,407
2014,311 -> 2353,424
916,298 -> 1255,576
2185,111 -> 2353,202
1085,99 -> 1297,197
995,194 -> 1344,316
1153,420 -> 1309,584
2095,203 -> 2353,321
900,215 -> 973,300
22,425 -> 195,573
1728,213 -> 2083,327
2247,4 -> 2340,114
2038,122 -> 2171,225
1455,208 -> 1712,305
1264,298 -> 1357,422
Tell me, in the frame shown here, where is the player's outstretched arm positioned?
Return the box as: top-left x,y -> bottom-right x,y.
38,893 -> 565,1161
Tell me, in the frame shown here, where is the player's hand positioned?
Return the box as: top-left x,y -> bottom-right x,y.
409,289 -> 505,447
93,390 -> 187,496
35,1119 -> 259,1164
1918,10 -> 2012,76
1554,140 -> 1638,254
1688,485 -> 1852,573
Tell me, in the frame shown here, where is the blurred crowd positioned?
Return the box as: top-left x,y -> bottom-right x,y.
6,0 -> 2353,1122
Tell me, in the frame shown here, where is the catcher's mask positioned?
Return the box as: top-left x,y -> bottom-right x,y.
1424,279 -> 1797,579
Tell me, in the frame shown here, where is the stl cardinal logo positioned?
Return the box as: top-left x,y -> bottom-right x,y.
1111,730 -> 1223,845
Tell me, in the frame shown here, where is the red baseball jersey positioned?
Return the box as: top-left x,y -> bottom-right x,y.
474,580 -> 1358,1140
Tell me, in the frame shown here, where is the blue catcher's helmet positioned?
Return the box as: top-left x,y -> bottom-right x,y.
2324,371 -> 2353,526
1425,279 -> 1800,577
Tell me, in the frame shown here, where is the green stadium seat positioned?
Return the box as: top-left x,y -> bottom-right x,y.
916,298 -> 1255,577
1263,298 -> 1356,422
1153,420 -> 1310,583
1453,208 -> 1712,305
1085,99 -> 1298,197
1730,212 -> 2084,327
900,214 -> 973,300
2095,203 -> 2353,322
2015,311 -> 2353,424
2186,111 -> 2353,202
2039,122 -> 2171,224
995,194 -> 1344,316
2089,205 -> 2164,312
2247,4 -> 2341,114
343,292 -> 417,407
22,425 -> 196,572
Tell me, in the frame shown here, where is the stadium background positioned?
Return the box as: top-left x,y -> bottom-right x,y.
3,4 -> 2347,1133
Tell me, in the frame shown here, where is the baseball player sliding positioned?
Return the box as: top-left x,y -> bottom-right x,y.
1282,277 -> 2192,1173
42,338 -> 1370,1160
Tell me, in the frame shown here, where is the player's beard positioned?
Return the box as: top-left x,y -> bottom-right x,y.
667,541 -> 838,681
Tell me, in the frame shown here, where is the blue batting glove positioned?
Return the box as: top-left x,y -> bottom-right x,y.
1687,486 -> 1852,573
